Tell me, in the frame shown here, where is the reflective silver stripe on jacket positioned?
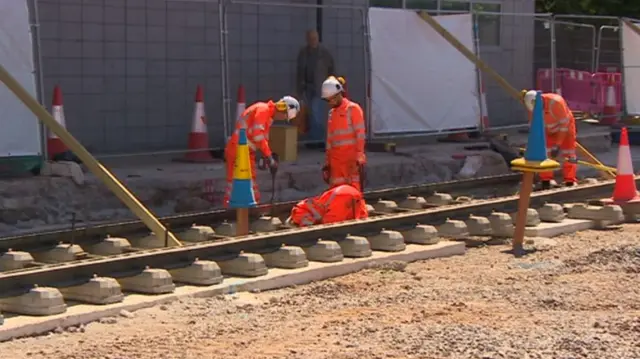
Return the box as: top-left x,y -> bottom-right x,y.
327,105 -> 356,150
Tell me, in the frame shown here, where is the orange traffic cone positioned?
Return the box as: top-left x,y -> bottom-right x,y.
600,74 -> 619,125
603,127 -> 640,204
235,85 -> 246,122
47,85 -> 69,158
182,85 -> 215,163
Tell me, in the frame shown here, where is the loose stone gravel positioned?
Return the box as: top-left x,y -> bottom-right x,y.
1,225 -> 639,359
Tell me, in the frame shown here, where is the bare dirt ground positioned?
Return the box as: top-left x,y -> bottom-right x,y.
1,225 -> 639,359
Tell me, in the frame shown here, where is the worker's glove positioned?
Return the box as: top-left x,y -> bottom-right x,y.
267,155 -> 278,170
549,146 -> 560,159
322,164 -> 330,184
356,153 -> 367,165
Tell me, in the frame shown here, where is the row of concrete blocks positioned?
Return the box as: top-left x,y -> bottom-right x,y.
369,192 -> 466,213
0,225 -> 456,320
435,202 -> 626,240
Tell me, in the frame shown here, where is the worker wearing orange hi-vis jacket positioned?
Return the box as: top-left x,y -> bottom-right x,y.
223,96 -> 300,207
321,76 -> 367,191
522,90 -> 577,190
287,184 -> 368,227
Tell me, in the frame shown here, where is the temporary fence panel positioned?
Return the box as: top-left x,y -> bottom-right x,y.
622,20 -> 640,115
369,9 -> 479,135
0,0 -> 42,157
35,0 -> 226,155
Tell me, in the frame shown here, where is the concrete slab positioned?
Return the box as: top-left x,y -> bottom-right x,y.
567,203 -> 625,226
367,230 -> 406,252
0,250 -> 34,271
489,212 -> 514,238
524,219 -> 595,238
214,221 -> 236,237
510,208 -> 541,227
372,200 -> 398,213
398,195 -> 427,209
465,215 -> 492,236
401,224 -> 440,245
251,216 -> 283,233
0,287 -> 67,316
58,276 -> 124,305
169,260 -> 223,286
427,192 -> 454,205
538,203 -> 565,223
0,241 -> 464,342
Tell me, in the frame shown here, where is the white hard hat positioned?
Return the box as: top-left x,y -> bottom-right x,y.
278,95 -> 300,120
523,90 -> 538,112
321,76 -> 343,99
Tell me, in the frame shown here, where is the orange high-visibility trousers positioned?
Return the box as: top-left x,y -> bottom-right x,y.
328,159 -> 361,192
223,146 -> 260,207
539,134 -> 577,183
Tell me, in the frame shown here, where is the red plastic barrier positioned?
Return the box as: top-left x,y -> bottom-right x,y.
557,69 -> 595,112
536,68 -> 558,93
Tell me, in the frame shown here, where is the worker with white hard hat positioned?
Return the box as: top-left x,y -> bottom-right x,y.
521,89 -> 577,190
223,96 -> 300,207
321,76 -> 366,192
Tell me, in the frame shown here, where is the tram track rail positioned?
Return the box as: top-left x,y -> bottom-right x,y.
0,175 -> 621,298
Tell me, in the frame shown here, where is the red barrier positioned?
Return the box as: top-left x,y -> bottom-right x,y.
557,69 -> 594,112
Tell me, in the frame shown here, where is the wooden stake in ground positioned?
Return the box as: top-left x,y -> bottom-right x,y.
509,91 -> 560,256
0,64 -> 182,247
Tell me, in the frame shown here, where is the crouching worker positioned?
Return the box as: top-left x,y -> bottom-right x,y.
287,184 -> 368,227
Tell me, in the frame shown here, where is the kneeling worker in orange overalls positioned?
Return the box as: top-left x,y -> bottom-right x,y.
522,90 -> 577,190
321,76 -> 367,191
223,96 -> 300,207
287,184 -> 368,227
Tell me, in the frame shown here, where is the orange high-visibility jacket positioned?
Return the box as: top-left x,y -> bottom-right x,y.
325,98 -> 366,165
290,184 -> 368,227
540,93 -> 576,143
226,101 -> 276,158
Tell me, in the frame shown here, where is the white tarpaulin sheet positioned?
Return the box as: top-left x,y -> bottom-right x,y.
369,9 -> 479,135
622,20 -> 640,115
0,0 -> 41,157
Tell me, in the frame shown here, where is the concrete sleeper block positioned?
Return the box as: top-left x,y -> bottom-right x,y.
488,212 -> 514,238
538,203 -> 565,223
180,225 -> 216,242
465,215 -> 492,236
58,276 -> 124,305
303,240 -> 344,262
169,260 -> 224,286
568,203 -> 624,224
32,243 -> 85,263
251,216 -> 283,233
438,219 -> 469,240
365,204 -> 375,214
339,235 -> 372,257
367,230 -> 406,252
261,246 -> 309,269
399,195 -> 427,209
118,268 -> 176,294
0,250 -> 34,271
131,232 -> 180,249
215,221 -> 236,236
427,192 -> 453,205
373,200 -> 398,213
0,287 -> 67,316
510,208 -> 541,227
218,253 -> 268,277
87,236 -> 131,255
401,224 -> 440,245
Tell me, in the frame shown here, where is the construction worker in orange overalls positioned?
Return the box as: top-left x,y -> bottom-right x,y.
287,184 -> 368,227
522,90 -> 577,190
321,76 -> 366,191
223,96 -> 300,207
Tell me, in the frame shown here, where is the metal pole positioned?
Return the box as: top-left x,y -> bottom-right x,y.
219,0 -> 230,140
30,0 -> 47,161
472,12 -> 485,132
0,64 -> 182,247
550,16 -> 556,92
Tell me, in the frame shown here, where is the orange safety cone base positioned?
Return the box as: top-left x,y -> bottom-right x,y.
47,138 -> 67,158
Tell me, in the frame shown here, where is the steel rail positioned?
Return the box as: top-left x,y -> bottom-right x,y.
0,174 -> 521,252
0,177 -> 623,297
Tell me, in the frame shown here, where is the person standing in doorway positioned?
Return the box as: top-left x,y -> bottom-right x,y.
296,29 -> 336,148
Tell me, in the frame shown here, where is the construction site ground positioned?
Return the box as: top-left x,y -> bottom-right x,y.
0,124 -> 617,236
1,223 -> 638,359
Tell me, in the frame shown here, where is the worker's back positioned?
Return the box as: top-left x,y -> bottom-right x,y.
227,101 -> 274,150
290,184 -> 367,227
541,93 -> 576,135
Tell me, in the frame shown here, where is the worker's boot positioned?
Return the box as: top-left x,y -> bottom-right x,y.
540,180 -> 551,190
565,181 -> 575,187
